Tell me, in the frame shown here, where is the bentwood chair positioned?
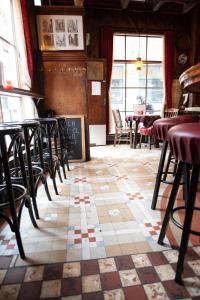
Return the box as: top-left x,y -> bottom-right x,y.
112,109 -> 131,146
27,118 -> 62,195
0,125 -> 38,258
5,120 -> 53,219
54,117 -> 70,179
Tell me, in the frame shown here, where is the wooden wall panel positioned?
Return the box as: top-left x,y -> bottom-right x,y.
43,60 -> 87,115
41,52 -> 90,160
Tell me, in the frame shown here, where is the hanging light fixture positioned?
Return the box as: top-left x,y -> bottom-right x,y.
135,34 -> 143,71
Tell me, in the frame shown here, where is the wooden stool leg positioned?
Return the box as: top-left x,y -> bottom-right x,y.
158,161 -> 184,244
175,165 -> 200,284
151,141 -> 168,209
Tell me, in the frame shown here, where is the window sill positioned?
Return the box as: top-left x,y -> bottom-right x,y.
0,85 -> 43,100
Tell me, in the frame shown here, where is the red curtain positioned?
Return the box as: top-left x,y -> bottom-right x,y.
164,31 -> 174,108
20,0 -> 33,83
100,27 -> 114,134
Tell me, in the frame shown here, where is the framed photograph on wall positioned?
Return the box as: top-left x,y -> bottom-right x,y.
37,15 -> 84,51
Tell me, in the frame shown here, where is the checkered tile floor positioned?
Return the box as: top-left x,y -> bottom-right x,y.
0,145 -> 200,298
0,248 -> 200,299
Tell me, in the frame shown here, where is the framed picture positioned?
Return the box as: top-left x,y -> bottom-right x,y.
37,15 -> 84,51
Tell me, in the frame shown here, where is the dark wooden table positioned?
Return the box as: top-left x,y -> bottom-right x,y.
125,114 -> 161,148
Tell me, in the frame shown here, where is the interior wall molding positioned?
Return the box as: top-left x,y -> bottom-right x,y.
42,51 -> 86,62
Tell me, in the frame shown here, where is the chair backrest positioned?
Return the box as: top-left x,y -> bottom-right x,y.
164,108 -> 179,118
112,109 -> 123,128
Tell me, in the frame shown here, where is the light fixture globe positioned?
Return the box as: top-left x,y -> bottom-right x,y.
135,57 -> 143,71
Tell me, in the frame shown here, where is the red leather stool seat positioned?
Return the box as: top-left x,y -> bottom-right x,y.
158,121 -> 200,284
151,114 -> 199,210
168,123 -> 200,165
153,115 -> 199,141
139,126 -> 154,136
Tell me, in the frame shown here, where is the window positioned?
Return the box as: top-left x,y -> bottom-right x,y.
0,0 -> 37,122
110,34 -> 164,133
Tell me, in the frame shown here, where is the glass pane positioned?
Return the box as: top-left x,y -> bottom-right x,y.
126,35 -> 146,61
113,35 -> 125,60
110,88 -> 125,111
147,37 -> 163,61
1,96 -> 22,122
127,63 -> 147,87
126,88 -> 146,111
146,89 -> 164,114
147,64 -> 164,88
0,41 -> 18,87
138,36 -> 146,61
126,36 -> 138,60
111,64 -> 125,87
21,97 -> 38,120
0,0 -> 14,43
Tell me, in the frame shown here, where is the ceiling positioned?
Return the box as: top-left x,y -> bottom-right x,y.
41,0 -> 200,14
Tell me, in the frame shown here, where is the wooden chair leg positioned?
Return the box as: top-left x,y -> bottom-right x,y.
114,133 -> 117,146
149,136 -> 151,150
139,134 -> 142,148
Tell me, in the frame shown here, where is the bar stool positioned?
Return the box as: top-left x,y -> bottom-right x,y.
158,123 -> 200,284
151,115 -> 199,210
55,117 -> 70,179
0,125 -> 37,259
5,121 -> 53,219
29,118 -> 62,195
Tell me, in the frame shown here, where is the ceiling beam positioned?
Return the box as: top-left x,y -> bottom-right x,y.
120,0 -> 130,9
183,0 -> 198,13
152,0 -> 184,12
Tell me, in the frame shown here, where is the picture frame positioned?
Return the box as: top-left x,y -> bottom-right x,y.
37,15 -> 84,51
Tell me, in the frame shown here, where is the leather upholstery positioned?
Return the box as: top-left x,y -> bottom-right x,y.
139,126 -> 154,136
153,115 -> 199,141
168,123 -> 200,165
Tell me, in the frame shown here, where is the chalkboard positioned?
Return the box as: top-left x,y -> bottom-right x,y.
58,115 -> 86,162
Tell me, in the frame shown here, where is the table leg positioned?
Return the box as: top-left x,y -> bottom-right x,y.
129,121 -> 133,148
133,121 -> 139,149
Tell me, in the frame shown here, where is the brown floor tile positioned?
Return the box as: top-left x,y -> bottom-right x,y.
82,291 -> 104,300
186,247 -> 200,261
114,255 -> 134,271
81,260 -> 99,275
43,263 -> 63,280
100,271 -> 121,290
0,255 -> 13,268
147,252 -> 168,266
171,262 -> 196,278
137,267 -> 160,284
3,267 -> 26,284
18,281 -> 42,300
124,286 -> 147,300
163,280 -> 190,299
61,277 -> 81,296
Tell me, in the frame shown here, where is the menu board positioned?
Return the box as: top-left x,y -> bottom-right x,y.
64,115 -> 86,161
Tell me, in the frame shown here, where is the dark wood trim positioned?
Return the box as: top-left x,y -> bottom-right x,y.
35,5 -> 84,15
0,86 -> 43,99
41,51 -> 86,61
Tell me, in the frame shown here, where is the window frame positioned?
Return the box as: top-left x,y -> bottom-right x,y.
110,33 -> 164,133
